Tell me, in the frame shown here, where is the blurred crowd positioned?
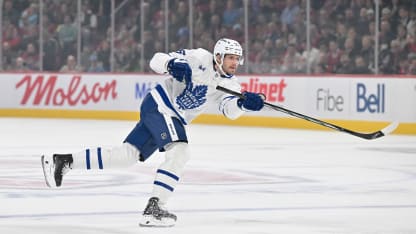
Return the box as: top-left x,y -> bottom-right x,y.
1,0 -> 416,74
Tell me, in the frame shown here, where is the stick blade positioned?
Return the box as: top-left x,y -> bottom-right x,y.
358,121 -> 399,140
380,121 -> 399,135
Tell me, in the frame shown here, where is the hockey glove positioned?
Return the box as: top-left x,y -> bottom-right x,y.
237,92 -> 265,111
167,58 -> 192,85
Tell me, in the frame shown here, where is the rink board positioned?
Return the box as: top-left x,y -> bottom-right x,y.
0,73 -> 415,134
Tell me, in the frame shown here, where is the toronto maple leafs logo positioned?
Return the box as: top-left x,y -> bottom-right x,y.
176,84 -> 208,110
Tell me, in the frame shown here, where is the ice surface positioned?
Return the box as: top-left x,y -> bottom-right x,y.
0,118 -> 415,234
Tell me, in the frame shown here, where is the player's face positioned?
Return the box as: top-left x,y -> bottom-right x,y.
221,54 -> 241,75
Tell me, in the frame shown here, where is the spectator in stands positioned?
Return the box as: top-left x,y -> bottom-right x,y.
327,40 -> 342,73
389,39 -> 404,73
126,43 -> 142,72
57,15 -> 77,60
406,12 -> 415,37
208,14 -> 222,42
81,4 -> 98,29
335,54 -> 354,74
43,31 -> 61,71
251,13 -> 268,41
280,0 -> 300,26
335,21 -> 347,49
379,40 -> 402,74
270,56 -> 282,74
229,23 -> 244,43
114,43 -> 133,72
3,0 -> 20,26
222,0 -> 242,27
172,1 -> 188,39
312,50 -> 329,74
397,6 -> 411,31
381,7 -> 392,22
281,43 -> 305,73
248,39 -> 263,67
343,37 -> 358,63
86,54 -> 105,72
379,20 -> 395,46
359,35 -> 374,70
143,30 -> 156,69
319,24 -> 337,49
274,38 -> 288,62
60,55 -> 82,72
356,8 -> 370,35
176,27 -> 189,49
405,34 -> 416,54
18,3 -> 39,28
18,3 -> 39,48
255,38 -> 275,68
2,19 -> 22,50
367,21 -> 376,39
291,12 -> 306,43
20,42 -> 39,70
366,8 -> 375,22
301,45 -> 320,72
11,57 -> 29,72
344,8 -> 357,29
408,53 -> 416,74
2,42 -> 15,70
379,43 -> 391,74
351,55 -> 372,74
97,40 -> 111,71
398,56 -> 409,74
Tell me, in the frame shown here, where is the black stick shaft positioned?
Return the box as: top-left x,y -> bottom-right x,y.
216,86 -> 388,140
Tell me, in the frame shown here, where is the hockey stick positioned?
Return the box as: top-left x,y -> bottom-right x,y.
216,86 -> 398,140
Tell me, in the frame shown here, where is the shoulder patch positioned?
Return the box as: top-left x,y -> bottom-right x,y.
175,49 -> 186,55
198,65 -> 206,71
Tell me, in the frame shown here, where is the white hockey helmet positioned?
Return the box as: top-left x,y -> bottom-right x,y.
213,38 -> 244,65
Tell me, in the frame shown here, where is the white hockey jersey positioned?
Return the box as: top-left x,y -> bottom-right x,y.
149,48 -> 245,124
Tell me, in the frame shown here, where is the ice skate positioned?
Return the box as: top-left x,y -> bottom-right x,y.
139,197 -> 177,227
41,154 -> 73,187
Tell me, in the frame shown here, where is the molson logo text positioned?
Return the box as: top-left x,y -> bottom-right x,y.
240,77 -> 287,102
16,75 -> 118,106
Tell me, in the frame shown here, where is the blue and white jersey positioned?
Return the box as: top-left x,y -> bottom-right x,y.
149,48 -> 245,124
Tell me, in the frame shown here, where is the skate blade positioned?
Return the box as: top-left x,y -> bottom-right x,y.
41,155 -> 55,188
139,216 -> 175,228
139,223 -> 175,228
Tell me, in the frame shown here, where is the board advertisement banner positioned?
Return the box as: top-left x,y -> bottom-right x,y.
1,73 -> 415,124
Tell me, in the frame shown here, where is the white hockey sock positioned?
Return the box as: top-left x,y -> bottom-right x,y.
71,143 -> 140,170
151,143 -> 190,204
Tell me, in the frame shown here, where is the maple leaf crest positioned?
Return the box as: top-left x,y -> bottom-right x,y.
176,84 -> 208,110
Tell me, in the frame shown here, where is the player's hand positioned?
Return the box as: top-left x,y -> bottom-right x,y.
167,58 -> 192,85
237,91 -> 265,111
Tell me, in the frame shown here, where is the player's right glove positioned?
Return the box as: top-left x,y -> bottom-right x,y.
237,91 -> 265,111
167,58 -> 192,85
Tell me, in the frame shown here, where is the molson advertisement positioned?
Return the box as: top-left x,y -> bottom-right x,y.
0,73 -> 415,134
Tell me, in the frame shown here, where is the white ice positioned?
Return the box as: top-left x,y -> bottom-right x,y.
0,117 -> 415,234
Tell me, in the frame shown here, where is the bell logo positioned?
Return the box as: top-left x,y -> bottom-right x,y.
356,83 -> 385,113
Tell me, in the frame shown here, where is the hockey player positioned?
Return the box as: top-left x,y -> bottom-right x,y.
41,38 -> 265,227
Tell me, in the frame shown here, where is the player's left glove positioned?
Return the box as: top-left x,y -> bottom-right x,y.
237,92 -> 265,111
167,58 -> 192,86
